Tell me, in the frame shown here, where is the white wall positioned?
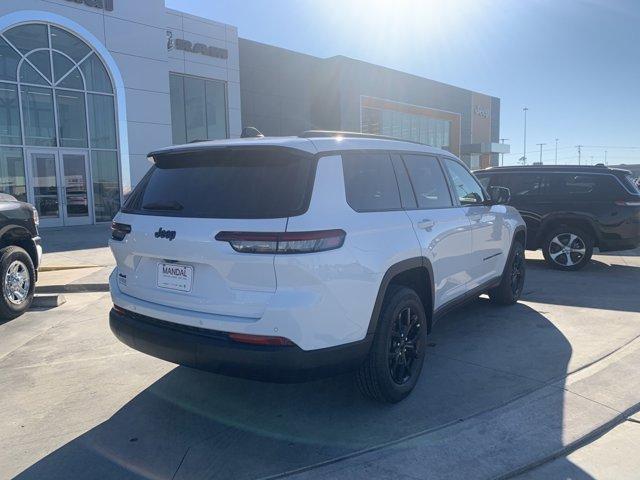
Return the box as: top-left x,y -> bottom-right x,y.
0,0 -> 241,188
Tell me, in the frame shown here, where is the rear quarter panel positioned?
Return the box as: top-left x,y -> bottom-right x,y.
278,154 -> 422,349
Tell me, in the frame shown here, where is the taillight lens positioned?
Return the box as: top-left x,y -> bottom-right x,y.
215,229 -> 346,254
111,222 -> 132,241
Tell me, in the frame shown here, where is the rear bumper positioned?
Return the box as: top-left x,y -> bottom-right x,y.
109,307 -> 372,383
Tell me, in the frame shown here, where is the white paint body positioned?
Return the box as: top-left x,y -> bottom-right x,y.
109,136 -> 525,351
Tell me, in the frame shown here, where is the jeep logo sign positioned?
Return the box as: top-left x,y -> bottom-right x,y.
65,0 -> 114,11
474,105 -> 490,119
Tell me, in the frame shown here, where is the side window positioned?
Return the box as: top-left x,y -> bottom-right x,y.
402,154 -> 453,209
442,158 -> 486,205
561,174 -> 597,195
486,173 -> 545,197
548,173 -> 616,197
342,152 -> 401,212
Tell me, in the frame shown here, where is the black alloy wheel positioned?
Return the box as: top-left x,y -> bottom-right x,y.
357,286 -> 428,403
510,245 -> 526,298
388,306 -> 422,385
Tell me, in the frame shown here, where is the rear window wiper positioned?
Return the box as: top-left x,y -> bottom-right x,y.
142,200 -> 184,211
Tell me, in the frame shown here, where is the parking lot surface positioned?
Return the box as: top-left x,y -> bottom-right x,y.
1,250 -> 639,479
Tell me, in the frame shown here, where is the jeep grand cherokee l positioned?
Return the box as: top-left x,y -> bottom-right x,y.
475,165 -> 640,271
108,132 -> 526,403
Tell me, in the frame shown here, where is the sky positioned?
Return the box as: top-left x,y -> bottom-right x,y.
166,0 -> 640,165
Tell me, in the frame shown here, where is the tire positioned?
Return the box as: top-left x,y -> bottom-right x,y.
0,246 -> 36,320
542,226 -> 593,271
489,240 -> 526,305
357,286 -> 428,403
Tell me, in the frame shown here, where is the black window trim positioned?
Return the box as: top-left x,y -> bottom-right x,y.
390,153 -> 418,210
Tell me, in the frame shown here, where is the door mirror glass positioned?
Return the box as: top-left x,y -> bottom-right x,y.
488,186 -> 511,205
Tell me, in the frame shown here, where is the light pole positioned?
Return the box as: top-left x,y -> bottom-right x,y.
523,107 -> 529,165
500,138 -> 509,166
536,143 -> 546,165
605,150 -> 608,166
555,138 -> 559,165
576,145 -> 582,166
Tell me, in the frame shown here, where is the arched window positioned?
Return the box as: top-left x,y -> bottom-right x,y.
0,22 -> 120,223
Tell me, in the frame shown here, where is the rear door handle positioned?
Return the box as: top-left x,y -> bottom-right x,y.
417,219 -> 435,230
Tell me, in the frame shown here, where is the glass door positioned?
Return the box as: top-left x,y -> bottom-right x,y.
60,151 -> 92,226
27,150 -> 63,228
26,150 -> 93,227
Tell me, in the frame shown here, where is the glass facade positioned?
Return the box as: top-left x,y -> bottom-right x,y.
0,146 -> 26,202
361,106 -> 451,149
0,23 -> 120,223
170,73 -> 228,144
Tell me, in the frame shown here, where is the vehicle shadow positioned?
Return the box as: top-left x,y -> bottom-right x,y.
13,300 -> 592,480
524,257 -> 640,313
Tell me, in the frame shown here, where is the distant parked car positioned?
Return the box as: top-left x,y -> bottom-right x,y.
0,194 -> 41,319
475,166 -> 640,270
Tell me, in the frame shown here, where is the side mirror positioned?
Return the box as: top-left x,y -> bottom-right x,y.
488,186 -> 511,205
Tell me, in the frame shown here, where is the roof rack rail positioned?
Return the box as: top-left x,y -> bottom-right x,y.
299,130 -> 427,146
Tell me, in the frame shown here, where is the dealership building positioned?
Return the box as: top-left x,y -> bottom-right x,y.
0,0 -> 506,227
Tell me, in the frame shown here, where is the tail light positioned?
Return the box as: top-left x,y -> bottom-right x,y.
615,200 -> 640,207
215,229 -> 346,254
111,222 -> 132,241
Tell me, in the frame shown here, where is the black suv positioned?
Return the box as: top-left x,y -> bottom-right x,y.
475,166 -> 640,270
0,194 -> 41,319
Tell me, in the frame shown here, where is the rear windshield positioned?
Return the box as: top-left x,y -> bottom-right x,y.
123,148 -> 316,219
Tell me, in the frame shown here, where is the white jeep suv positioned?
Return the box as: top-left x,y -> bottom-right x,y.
109,132 -> 526,403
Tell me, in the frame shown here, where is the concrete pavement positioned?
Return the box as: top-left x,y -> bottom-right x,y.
36,224 -> 112,293
516,419 -> 640,479
39,224 -> 113,270
0,249 -> 638,479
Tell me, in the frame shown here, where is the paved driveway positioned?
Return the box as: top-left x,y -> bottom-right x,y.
1,250 -> 639,479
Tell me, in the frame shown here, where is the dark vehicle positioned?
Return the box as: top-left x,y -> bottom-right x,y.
475,165 -> 640,271
0,193 -> 41,319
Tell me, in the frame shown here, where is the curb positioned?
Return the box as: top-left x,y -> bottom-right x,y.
32,294 -> 67,308
35,284 -> 110,294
